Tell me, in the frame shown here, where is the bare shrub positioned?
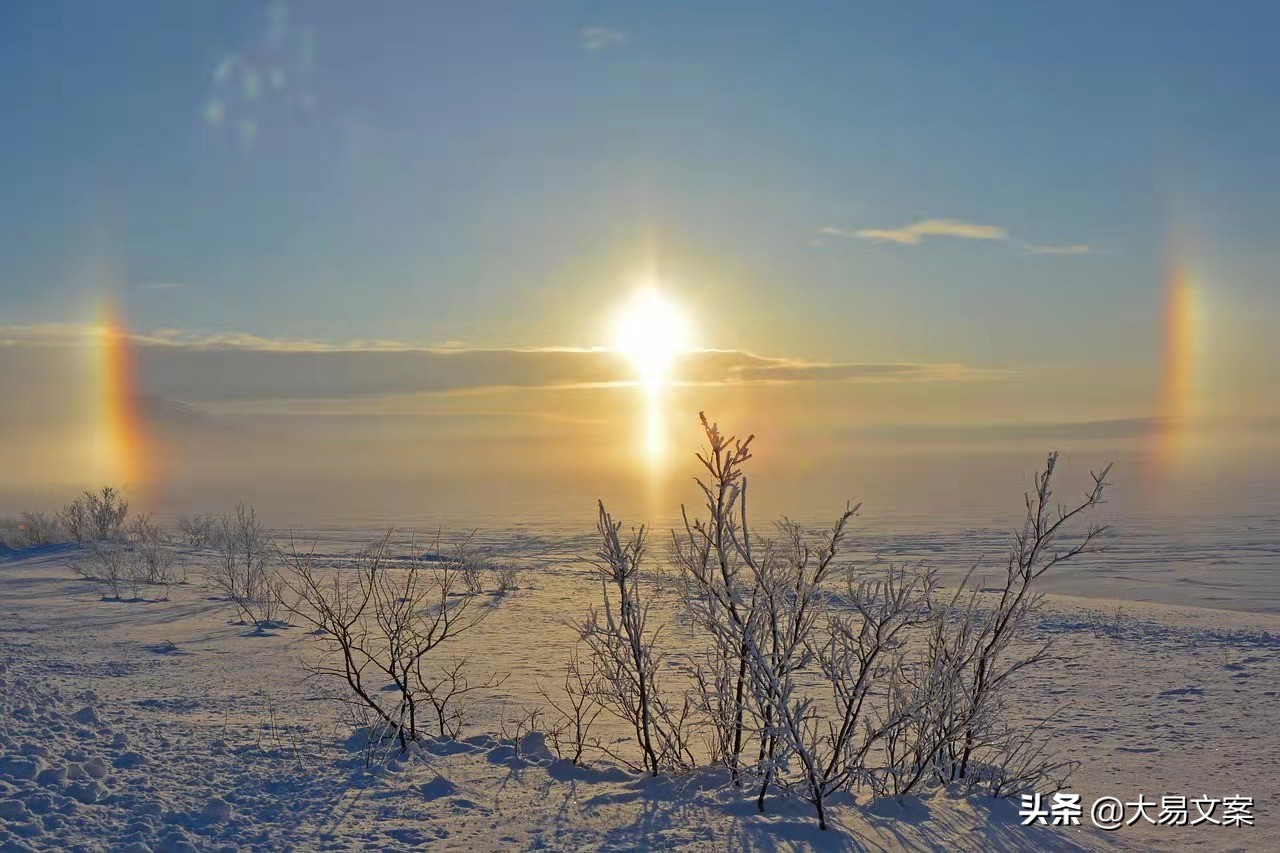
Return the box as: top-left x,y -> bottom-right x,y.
540,647 -> 605,766
70,541 -> 136,600
58,486 -> 129,543
853,459 -> 1110,806
21,512 -> 65,546
942,452 -> 1110,791
420,532 -> 496,594
494,562 -> 525,595
499,706 -> 545,759
0,518 -> 18,547
128,515 -> 184,586
176,513 -> 218,548
283,532 -> 495,752
1,512 -> 66,547
208,504 -> 285,629
804,566 -> 937,805
422,656 -> 506,739
580,502 -> 695,776
66,515 -> 184,600
454,537 -> 488,595
1084,605 -> 1128,639
673,415 -> 867,825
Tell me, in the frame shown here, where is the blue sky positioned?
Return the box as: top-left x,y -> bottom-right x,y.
2,1 -> 1280,517
1,1 -> 1277,366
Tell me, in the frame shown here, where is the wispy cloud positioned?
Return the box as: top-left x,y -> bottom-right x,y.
832,219 -> 1007,245
821,218 -> 1090,255
1021,242 -> 1093,255
580,26 -> 629,52
203,1 -> 318,151
137,282 -> 189,291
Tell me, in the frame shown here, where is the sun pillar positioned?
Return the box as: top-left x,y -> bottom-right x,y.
1150,248 -> 1202,487
611,283 -> 693,524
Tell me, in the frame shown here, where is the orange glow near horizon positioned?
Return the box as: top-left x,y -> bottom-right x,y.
93,303 -> 150,491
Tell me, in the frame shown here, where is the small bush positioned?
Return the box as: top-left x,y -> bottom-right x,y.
0,512 -> 66,547
454,538 -> 489,595
494,562 -> 525,594
581,502 -> 696,776
69,521 -> 181,601
541,648 -> 604,766
127,515 -> 184,586
208,504 -> 285,629
176,513 -> 218,548
58,487 -> 130,543
284,531 -> 497,751
70,541 -> 137,600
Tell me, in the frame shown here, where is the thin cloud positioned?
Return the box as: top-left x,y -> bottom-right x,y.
854,219 -> 1007,245
822,218 -> 1090,254
202,100 -> 226,129
580,26 -> 629,52
717,358 -> 1007,385
203,2 -> 318,150
828,417 -> 1171,448
137,282 -> 189,291
1021,242 -> 1093,255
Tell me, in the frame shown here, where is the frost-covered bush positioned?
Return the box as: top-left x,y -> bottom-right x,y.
176,513 -> 218,548
127,514 -> 184,586
69,522 -> 182,601
494,562 -> 525,594
58,487 -> 130,543
70,541 -> 138,599
0,511 -> 66,547
590,414 -> 1112,828
580,503 -> 697,776
670,417 -> 866,826
208,503 -> 285,629
255,413 -> 1110,832
870,451 -> 1111,801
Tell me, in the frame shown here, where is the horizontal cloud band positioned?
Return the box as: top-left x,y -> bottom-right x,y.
0,324 -> 1005,404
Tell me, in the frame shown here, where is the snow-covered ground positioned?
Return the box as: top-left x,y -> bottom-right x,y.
1,533 -> 1275,851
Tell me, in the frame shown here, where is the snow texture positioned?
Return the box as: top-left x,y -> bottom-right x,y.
1,537 -> 1274,851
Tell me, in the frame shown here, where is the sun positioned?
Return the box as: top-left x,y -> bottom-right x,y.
610,286 -> 692,384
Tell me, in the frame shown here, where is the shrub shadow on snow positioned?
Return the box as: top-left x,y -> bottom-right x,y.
142,641 -> 191,655
545,758 -> 631,784
582,769 -> 870,851
861,792 -> 1108,853
1038,610 -> 1280,651
229,618 -> 292,637
0,542 -> 81,564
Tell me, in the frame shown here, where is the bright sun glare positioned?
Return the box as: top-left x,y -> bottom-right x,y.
611,286 -> 692,384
